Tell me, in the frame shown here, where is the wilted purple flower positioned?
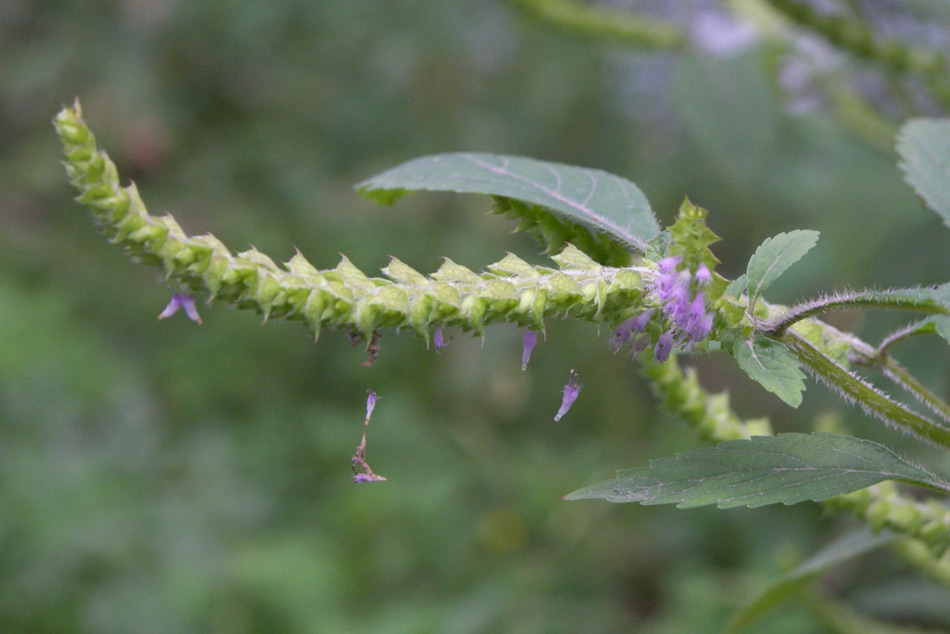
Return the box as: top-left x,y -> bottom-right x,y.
433,327 -> 448,354
554,370 -> 581,422
654,331 -> 674,362
521,329 -> 538,371
157,293 -> 202,324
694,263 -> 711,286
353,473 -> 386,484
365,390 -> 377,424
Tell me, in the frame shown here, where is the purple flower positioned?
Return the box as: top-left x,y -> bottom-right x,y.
365,390 -> 377,424
694,263 -> 711,285
685,292 -> 713,342
521,329 -> 538,371
654,330 -> 674,362
157,293 -> 202,324
657,255 -> 682,273
433,327 -> 448,354
554,370 -> 581,422
610,309 -> 654,353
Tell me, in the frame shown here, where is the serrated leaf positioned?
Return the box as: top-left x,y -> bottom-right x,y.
746,230 -> 819,309
937,315 -> 950,344
896,119 -> 950,231
355,153 -> 659,250
725,274 -> 748,297
727,527 -> 896,633
565,433 -> 950,507
734,336 -> 806,407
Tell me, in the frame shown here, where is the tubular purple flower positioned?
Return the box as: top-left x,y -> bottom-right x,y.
433,327 -> 448,354
521,329 -> 538,371
685,293 -> 713,342
365,390 -> 377,424
694,263 -> 711,285
554,370 -> 581,422
654,330 -> 674,362
158,293 -> 202,324
657,255 -> 682,273
610,309 -> 655,353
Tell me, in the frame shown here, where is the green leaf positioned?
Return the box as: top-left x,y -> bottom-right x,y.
746,230 -> 819,310
727,527 -> 897,633
896,119 -> 950,231
564,433 -> 950,507
733,336 -> 806,407
355,153 -> 660,251
725,274 -> 748,298
937,315 -> 950,344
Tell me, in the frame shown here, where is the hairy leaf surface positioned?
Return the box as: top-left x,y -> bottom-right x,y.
734,336 -> 806,407
746,230 -> 819,309
356,153 -> 660,251
565,433 -> 950,507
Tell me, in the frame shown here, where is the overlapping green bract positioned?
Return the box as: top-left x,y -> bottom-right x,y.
565,433 -> 950,508
355,153 -> 660,258
54,101 -> 652,350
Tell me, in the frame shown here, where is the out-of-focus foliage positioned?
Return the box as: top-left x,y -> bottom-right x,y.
2,0 -> 949,632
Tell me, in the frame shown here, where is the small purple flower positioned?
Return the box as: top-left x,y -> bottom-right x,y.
554,370 -> 581,422
654,330 -> 674,362
521,329 -> 538,371
694,263 -> 711,286
657,255 -> 682,273
610,309 -> 655,353
685,292 -> 713,342
158,293 -> 202,324
433,327 -> 448,354
365,390 -> 377,424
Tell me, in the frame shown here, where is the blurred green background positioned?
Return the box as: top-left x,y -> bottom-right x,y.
2,1 -> 949,632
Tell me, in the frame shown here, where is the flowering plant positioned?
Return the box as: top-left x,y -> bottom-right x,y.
52,2 -> 950,625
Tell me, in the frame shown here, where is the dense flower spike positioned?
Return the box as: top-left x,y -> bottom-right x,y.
521,329 -> 538,371
641,256 -> 716,358
55,101 -> 652,352
554,370 -> 581,422
157,293 -> 202,324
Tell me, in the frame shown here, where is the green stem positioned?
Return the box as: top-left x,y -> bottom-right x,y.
765,291 -> 950,337
502,0 -> 686,49
781,330 -> 950,449
764,0 -> 950,105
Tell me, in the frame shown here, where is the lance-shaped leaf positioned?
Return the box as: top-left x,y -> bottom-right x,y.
727,527 -> 897,633
565,433 -> 950,507
355,153 -> 660,251
734,336 -> 806,407
897,119 -> 950,231
746,230 -> 819,310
